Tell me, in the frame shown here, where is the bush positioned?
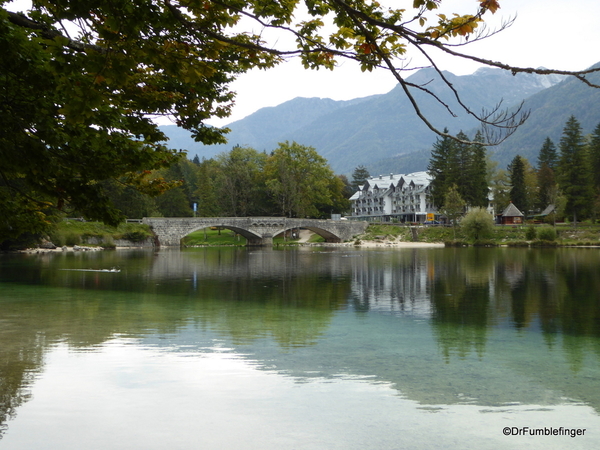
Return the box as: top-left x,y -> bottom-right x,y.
472,240 -> 498,247
460,208 -> 495,242
101,235 -> 116,249
536,227 -> 557,241
506,241 -> 530,247
525,226 -> 536,240
444,240 -> 467,247
121,230 -> 148,242
49,231 -> 65,247
64,232 -> 81,246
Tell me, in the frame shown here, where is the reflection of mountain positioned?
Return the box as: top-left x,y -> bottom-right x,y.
2,247 -> 600,437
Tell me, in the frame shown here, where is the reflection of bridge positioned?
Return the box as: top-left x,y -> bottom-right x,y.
142,217 -> 368,246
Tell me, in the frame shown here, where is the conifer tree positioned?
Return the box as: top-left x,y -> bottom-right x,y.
468,131 -> 490,208
589,123 -> 600,193
427,128 -> 455,209
454,131 -> 472,204
427,130 -> 489,209
557,116 -> 594,224
536,138 -> 558,210
351,165 -> 371,192
508,155 -> 528,214
589,123 -> 600,222
538,137 -> 558,171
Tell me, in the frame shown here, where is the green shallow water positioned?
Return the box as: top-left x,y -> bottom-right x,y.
0,247 -> 599,449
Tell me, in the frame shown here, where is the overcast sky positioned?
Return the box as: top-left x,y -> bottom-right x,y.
205,0 -> 600,126
7,0 -> 600,127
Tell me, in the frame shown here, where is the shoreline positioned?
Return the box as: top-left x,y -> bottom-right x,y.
312,241 -> 445,248
13,240 -> 445,253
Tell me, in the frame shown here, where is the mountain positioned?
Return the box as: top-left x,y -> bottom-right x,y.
159,96 -> 373,156
160,66 -> 575,173
359,64 -> 600,175
491,63 -> 600,168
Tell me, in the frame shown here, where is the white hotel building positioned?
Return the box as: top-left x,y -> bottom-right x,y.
349,172 -> 438,223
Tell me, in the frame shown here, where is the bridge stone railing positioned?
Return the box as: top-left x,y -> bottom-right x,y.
142,217 -> 368,247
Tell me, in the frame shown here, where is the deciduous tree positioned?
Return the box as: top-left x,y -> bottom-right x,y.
215,146 -> 268,217
265,142 -> 342,218
1,0 -> 274,240
490,168 -> 510,215
193,158 -> 221,217
442,184 -> 466,238
461,207 -> 494,242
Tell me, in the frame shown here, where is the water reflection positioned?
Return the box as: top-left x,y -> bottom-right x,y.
1,247 -> 600,443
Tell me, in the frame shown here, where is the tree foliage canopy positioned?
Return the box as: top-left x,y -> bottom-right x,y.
442,184 -> 465,227
133,142 -> 349,220
2,0 -> 275,237
265,141 -> 344,218
460,207 -> 494,242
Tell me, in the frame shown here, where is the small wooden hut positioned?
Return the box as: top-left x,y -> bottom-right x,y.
499,202 -> 524,225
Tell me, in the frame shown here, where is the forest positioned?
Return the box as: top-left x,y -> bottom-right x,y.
428,116 -> 600,223
105,141 -> 351,221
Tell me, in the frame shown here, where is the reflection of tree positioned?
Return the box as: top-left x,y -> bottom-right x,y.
186,272 -> 349,348
0,249 -> 353,434
0,329 -> 46,439
492,249 -> 600,344
429,250 -> 491,361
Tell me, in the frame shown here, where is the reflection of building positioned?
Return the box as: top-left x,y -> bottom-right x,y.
349,172 -> 437,223
349,252 -> 433,318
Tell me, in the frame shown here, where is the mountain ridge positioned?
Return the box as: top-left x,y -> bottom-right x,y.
160,65 -> 597,174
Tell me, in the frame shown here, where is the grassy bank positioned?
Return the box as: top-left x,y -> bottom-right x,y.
182,228 -> 326,246
182,228 -> 247,246
49,220 -> 154,248
43,221 -> 600,249
358,223 -> 600,247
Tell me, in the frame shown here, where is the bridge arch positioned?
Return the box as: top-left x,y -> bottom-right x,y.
184,225 -> 264,246
298,226 -> 342,243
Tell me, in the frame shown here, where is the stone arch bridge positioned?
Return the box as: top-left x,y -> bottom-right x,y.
142,217 -> 368,247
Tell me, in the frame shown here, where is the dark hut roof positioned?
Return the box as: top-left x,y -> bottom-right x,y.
540,204 -> 556,216
501,202 -> 524,217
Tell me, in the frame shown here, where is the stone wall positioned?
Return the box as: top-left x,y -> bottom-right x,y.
82,236 -> 155,248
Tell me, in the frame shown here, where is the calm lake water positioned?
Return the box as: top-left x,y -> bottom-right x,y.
0,246 -> 599,449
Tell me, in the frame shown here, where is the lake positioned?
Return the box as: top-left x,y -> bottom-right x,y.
0,246 -> 599,449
